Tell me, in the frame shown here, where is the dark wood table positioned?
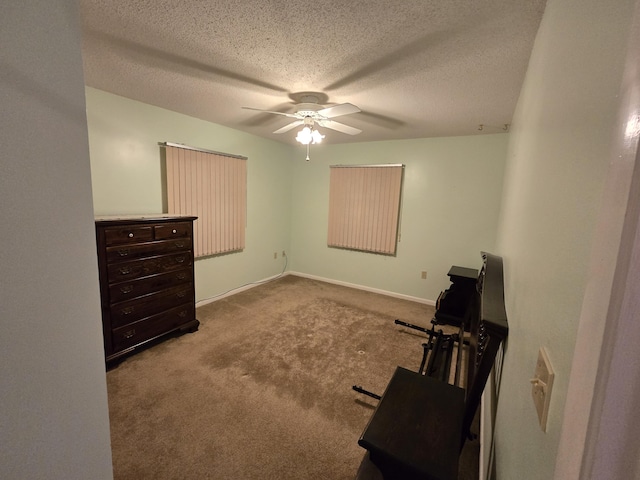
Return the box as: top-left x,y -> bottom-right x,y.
358,366 -> 465,480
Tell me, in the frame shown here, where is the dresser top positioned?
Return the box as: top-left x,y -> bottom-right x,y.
95,214 -> 197,225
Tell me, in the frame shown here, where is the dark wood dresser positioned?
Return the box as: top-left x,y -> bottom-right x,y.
95,215 -> 199,365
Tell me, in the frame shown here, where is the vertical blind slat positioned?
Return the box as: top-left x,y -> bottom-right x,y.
327,165 -> 403,255
165,145 -> 246,258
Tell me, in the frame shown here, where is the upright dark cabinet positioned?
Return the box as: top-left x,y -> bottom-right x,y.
95,215 -> 199,365
434,266 -> 478,329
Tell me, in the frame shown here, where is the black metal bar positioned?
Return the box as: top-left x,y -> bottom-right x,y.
426,330 -> 444,376
394,319 -> 430,334
454,325 -> 465,387
441,337 -> 454,382
352,385 -> 382,400
419,342 -> 431,374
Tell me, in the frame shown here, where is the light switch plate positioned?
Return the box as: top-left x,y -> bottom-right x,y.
531,347 -> 554,432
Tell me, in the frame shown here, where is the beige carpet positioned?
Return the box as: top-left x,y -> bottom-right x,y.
106,275 -> 479,479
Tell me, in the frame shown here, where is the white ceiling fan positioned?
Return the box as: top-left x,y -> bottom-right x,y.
242,93 -> 362,137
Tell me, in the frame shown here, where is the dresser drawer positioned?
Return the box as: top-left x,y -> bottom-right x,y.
104,225 -> 153,245
155,222 -> 191,240
108,268 -> 193,303
111,303 -> 195,352
110,283 -> 194,328
106,238 -> 191,263
107,252 -> 192,283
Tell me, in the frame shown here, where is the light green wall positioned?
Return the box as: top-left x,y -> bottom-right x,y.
493,0 -> 637,478
86,87 -> 508,304
85,87 -> 293,302
289,135 -> 508,301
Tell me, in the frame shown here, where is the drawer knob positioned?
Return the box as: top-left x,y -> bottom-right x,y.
121,307 -> 135,316
119,266 -> 131,275
120,285 -> 134,294
178,310 -> 187,318
128,232 -> 134,238
117,248 -> 130,257
177,291 -> 186,298
124,329 -> 136,339
172,229 -> 177,234
175,256 -> 185,263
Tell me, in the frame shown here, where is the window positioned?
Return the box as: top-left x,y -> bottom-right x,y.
327,164 -> 404,255
163,143 -> 247,258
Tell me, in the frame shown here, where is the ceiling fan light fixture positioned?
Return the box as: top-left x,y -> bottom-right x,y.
243,93 -> 361,145
295,126 -> 324,145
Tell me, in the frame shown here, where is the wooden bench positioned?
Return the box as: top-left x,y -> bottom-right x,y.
353,252 -> 509,480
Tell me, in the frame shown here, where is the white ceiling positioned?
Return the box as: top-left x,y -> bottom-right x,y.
79,0 -> 546,146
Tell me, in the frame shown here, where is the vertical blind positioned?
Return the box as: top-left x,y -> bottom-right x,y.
164,144 -> 247,258
327,164 -> 404,255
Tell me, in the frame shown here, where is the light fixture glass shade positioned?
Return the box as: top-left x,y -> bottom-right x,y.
311,129 -> 324,144
295,127 -> 324,145
295,127 -> 312,144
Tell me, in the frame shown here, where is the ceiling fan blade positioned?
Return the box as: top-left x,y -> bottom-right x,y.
316,103 -> 361,118
242,106 -> 298,119
318,120 -> 362,135
273,120 -> 304,134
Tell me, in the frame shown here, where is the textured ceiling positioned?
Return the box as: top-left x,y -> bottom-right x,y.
79,0 -> 546,146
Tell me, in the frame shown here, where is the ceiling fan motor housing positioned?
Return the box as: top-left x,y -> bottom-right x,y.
296,102 -> 323,118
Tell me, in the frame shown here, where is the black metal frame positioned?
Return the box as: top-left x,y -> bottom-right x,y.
353,252 -> 509,459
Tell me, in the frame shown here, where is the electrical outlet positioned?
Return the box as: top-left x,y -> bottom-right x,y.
273,252 -> 277,259
421,271 -> 427,279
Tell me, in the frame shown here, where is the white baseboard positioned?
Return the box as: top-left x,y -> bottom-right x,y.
480,394 -> 487,480
196,271 -> 436,308
195,271 -> 290,308
287,271 -> 436,306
